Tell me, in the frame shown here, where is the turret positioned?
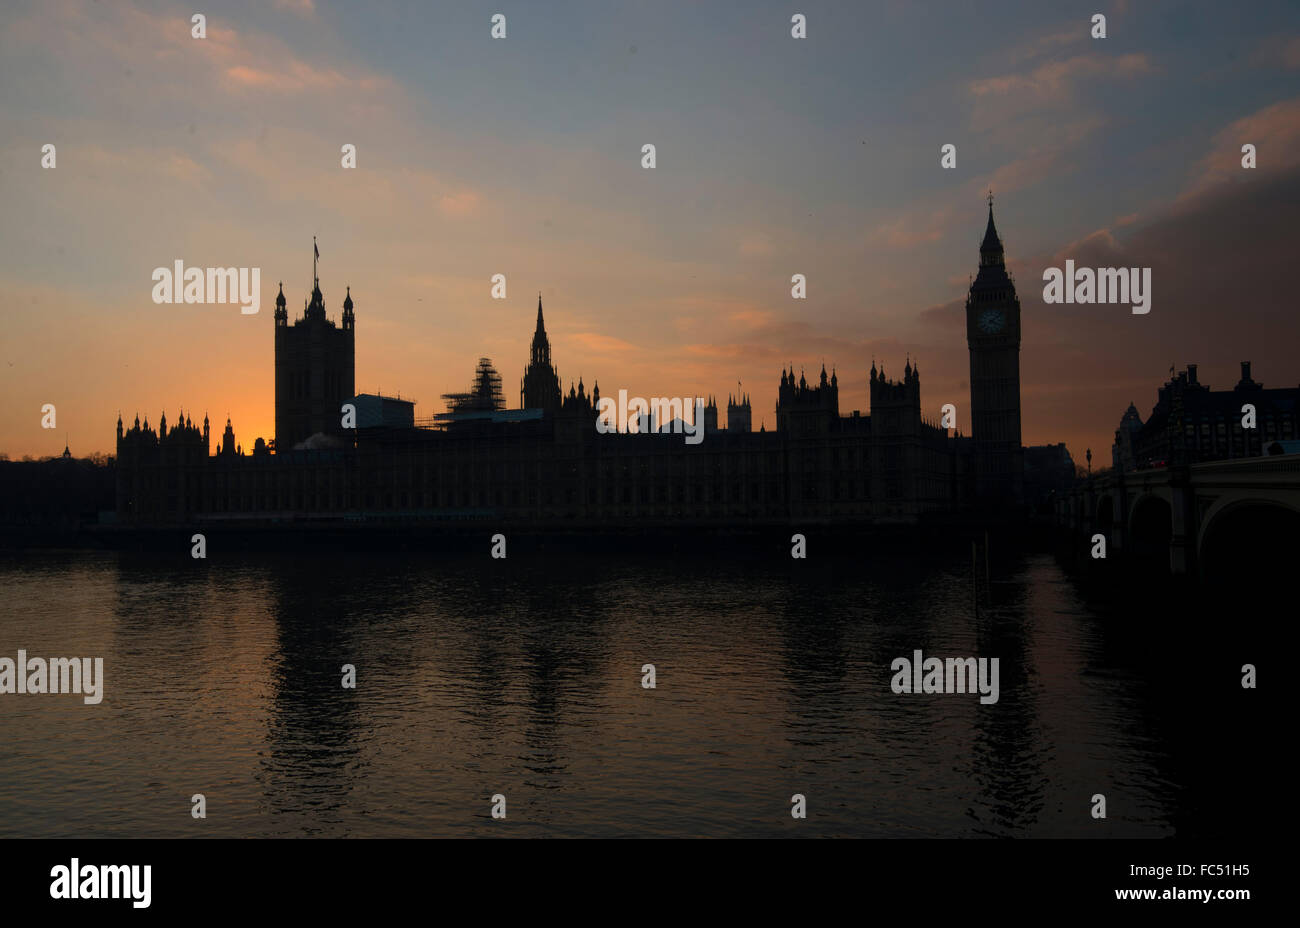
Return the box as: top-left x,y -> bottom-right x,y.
275,281 -> 287,326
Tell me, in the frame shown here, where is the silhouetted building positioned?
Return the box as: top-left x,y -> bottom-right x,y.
521,295 -> 562,413
351,393 -> 416,429
703,397 -> 720,433
274,241 -> 355,452
0,452 -> 115,538
116,207 -> 1041,528
1112,402 -> 1144,471
1023,443 -> 1075,506
966,198 -> 1024,502
116,410 -> 210,522
561,377 -> 596,418
1112,362 -> 1300,471
777,364 -> 839,435
727,394 -> 752,433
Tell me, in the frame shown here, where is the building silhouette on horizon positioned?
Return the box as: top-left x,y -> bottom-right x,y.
114,205 -> 1043,527
273,242 -> 355,452
1113,361 -> 1300,471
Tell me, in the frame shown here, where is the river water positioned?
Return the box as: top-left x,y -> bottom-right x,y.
0,546 -> 1247,837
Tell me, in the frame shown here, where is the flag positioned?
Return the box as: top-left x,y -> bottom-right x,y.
314,240 -> 320,259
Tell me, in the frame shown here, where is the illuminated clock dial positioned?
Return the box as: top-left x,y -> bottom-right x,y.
978,309 -> 1005,334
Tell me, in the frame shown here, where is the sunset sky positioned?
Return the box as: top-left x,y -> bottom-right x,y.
2,0 -> 1298,461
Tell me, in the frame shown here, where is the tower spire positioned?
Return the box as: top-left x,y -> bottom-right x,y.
980,193 -> 1003,266
313,236 -> 319,288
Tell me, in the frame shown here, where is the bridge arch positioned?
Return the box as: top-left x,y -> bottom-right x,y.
1198,495 -> 1300,583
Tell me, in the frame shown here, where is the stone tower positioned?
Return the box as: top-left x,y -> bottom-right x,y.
520,294 -> 562,413
274,239 -> 355,451
965,198 -> 1023,502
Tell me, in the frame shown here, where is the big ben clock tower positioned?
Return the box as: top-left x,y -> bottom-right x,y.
966,194 -> 1023,502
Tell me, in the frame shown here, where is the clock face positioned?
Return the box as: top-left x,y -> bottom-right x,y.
978,309 -> 1005,334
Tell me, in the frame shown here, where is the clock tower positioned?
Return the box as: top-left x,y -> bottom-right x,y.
966,196 -> 1023,502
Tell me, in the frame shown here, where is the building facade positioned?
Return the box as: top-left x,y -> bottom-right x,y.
520,296 -> 562,413
1112,362 -> 1300,472
273,251 -> 355,452
966,200 -> 1024,502
117,210 -> 1027,528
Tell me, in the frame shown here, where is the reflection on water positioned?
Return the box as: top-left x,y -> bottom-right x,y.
0,547 -> 1230,837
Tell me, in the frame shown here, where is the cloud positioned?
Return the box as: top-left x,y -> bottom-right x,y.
1183,96 -> 1300,197
1252,34 -> 1300,70
569,333 -> 637,353
274,0 -> 317,15
970,54 -> 1153,100
968,53 -> 1154,126
438,191 -> 481,217
727,309 -> 775,329
864,145 -> 1073,251
1003,27 -> 1085,67
738,233 -> 775,257
1007,164 -> 1300,455
2,0 -> 391,103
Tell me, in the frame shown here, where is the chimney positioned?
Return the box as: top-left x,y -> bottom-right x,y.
1187,363 -> 1198,384
1240,361 -> 1251,382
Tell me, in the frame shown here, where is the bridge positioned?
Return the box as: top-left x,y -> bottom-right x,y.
1051,453 -> 1300,578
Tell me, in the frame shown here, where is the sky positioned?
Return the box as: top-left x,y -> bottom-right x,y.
2,0 -> 1299,461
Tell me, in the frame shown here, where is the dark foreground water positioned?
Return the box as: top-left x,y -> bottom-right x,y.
0,546 -> 1256,837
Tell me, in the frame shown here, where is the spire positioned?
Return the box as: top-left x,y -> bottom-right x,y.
980,192 -> 1004,264
275,281 -> 286,308
536,292 -> 545,334
343,285 -> 353,312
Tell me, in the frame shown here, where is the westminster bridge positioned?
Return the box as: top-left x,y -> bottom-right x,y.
1051,453 -> 1300,578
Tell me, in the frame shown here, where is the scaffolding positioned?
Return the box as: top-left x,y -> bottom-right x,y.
441,357 -> 505,414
